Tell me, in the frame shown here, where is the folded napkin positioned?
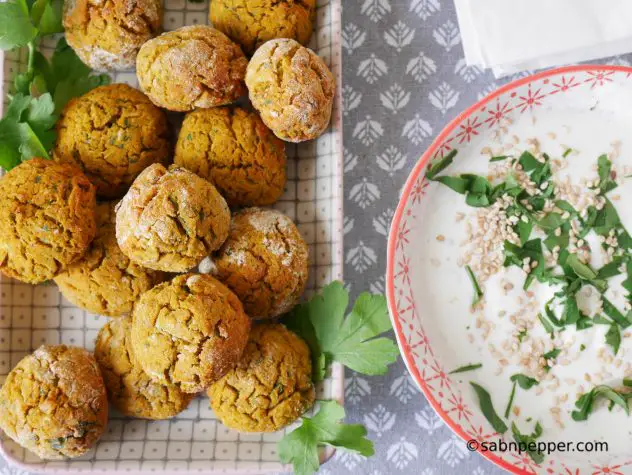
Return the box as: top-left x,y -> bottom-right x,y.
454,0 -> 632,77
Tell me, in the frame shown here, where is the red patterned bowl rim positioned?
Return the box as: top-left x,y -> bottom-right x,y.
386,64 -> 632,475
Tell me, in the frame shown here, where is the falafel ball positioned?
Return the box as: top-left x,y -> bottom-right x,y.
131,274 -> 251,393
0,159 -> 96,284
116,164 -> 231,272
174,107 -> 286,207
0,345 -> 108,460
136,25 -> 248,112
54,202 -> 165,317
63,0 -> 162,71
95,317 -> 194,419
205,208 -> 308,319
208,323 -> 314,432
245,38 -> 335,142
54,84 -> 171,198
210,0 -> 316,55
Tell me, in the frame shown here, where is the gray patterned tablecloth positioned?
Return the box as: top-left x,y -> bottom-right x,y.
3,1 -> 631,475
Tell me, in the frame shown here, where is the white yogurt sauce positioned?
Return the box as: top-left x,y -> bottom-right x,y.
413,109 -> 632,462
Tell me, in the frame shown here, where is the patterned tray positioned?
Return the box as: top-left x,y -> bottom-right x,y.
0,0 -> 344,472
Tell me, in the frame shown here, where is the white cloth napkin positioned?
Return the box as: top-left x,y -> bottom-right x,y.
454,0 -> 632,78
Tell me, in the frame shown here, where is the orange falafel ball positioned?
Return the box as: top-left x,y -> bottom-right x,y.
0,159 -> 96,284
210,0 -> 316,55
136,25 -> 248,112
174,107 -> 286,207
130,274 -> 251,393
63,0 -> 162,71
208,323 -> 315,432
54,202 -> 166,317
54,84 -> 171,199
246,38 -> 335,142
0,345 -> 108,460
205,208 -> 308,319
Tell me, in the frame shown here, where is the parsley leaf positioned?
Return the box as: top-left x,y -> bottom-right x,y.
426,149 -> 457,180
511,421 -> 544,464
471,382 -> 508,434
565,253 -> 597,280
605,323 -> 621,355
510,374 -> 539,390
0,0 -> 38,50
283,282 -> 399,381
571,385 -> 630,421
449,363 -> 482,374
278,401 -> 374,475
465,265 -> 483,306
596,154 -> 618,194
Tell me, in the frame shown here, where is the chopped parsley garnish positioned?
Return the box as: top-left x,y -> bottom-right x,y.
449,363 -> 482,374
470,382 -> 508,434
465,265 -> 483,306
571,385 -> 631,421
510,374 -> 539,390
504,381 -> 517,419
511,421 -> 544,463
605,323 -> 621,355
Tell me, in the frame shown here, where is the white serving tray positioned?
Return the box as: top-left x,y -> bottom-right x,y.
0,0 -> 344,472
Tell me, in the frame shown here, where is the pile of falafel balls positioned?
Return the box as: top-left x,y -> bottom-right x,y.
0,0 -> 335,461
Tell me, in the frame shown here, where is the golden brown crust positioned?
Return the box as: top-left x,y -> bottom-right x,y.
210,208 -> 308,319
115,164 -> 230,272
0,159 -> 96,284
54,84 -> 171,199
245,38 -> 335,142
208,323 -> 314,432
136,25 -> 248,112
95,317 -> 194,419
210,0 -> 316,55
63,0 -> 162,71
130,274 -> 251,393
54,202 -> 165,317
0,345 -> 108,459
174,107 -> 286,207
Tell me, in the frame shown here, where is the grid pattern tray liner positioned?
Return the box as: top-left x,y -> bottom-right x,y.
0,0 -> 344,472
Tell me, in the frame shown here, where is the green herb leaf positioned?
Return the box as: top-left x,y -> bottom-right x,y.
605,323 -> 621,355
565,253 -> 597,280
571,385 -> 630,421
470,382 -> 508,434
597,256 -> 627,279
465,265 -> 483,306
278,401 -> 374,475
596,154 -> 618,194
543,348 -> 561,360
511,422 -> 544,464
490,155 -> 509,162
426,149 -> 457,180
283,282 -> 399,381
435,175 -> 469,194
504,381 -> 517,419
510,374 -> 539,390
0,0 -> 38,50
537,212 -> 565,231
601,296 -> 631,328
449,363 -> 482,374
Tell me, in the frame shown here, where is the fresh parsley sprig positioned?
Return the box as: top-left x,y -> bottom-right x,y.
0,1 -> 110,170
278,401 -> 374,475
283,281 -> 399,381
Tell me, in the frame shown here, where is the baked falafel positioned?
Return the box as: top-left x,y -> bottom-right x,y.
245,38 -> 335,142
63,0 -> 162,71
0,159 -> 96,284
95,317 -> 194,419
0,345 -> 108,460
136,25 -> 248,112
54,202 -> 165,317
208,323 -> 314,432
130,273 -> 251,393
115,164 -> 231,272
174,107 -> 286,207
206,208 -> 308,319
210,0 -> 316,55
54,84 -> 171,198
